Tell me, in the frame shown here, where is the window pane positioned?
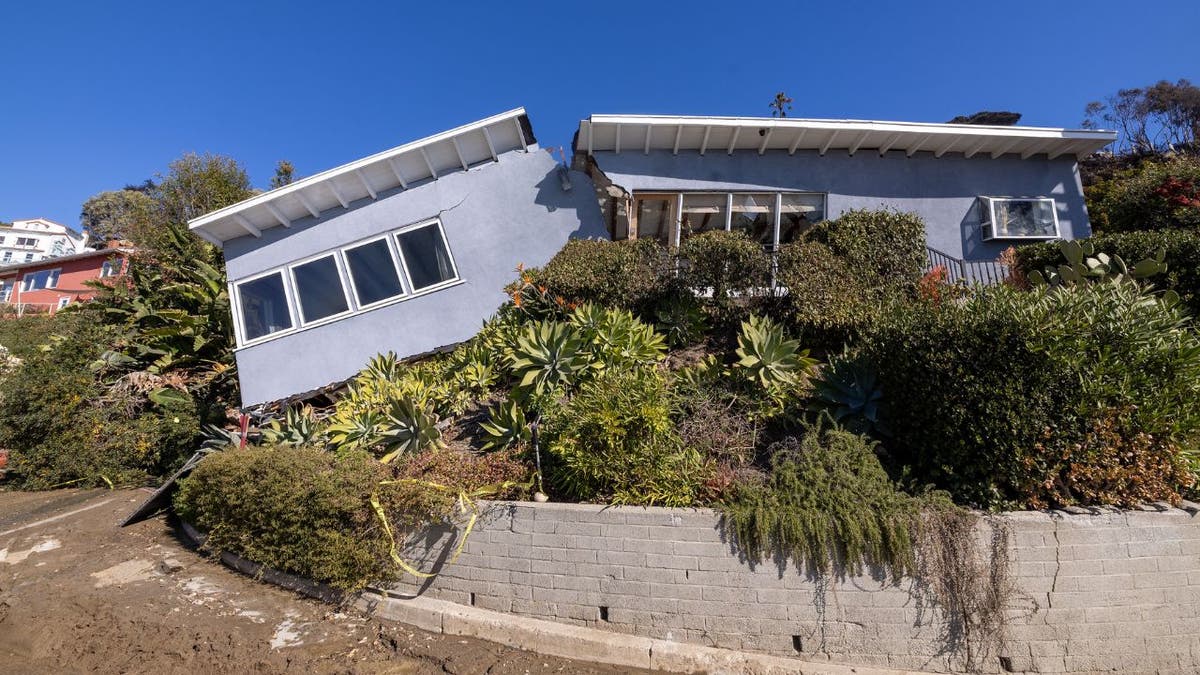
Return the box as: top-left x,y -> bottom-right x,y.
779,194 -> 825,245
730,193 -> 776,246
239,273 -> 292,340
681,194 -> 728,239
635,197 -> 673,245
992,199 -> 1056,237
345,239 -> 404,306
397,224 -> 456,290
293,255 -> 349,323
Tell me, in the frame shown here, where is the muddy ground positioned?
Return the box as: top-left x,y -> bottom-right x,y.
0,488 -> 651,674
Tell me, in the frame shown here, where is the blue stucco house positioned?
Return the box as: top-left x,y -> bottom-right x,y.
188,109 -> 608,406
190,109 -> 1115,408
573,114 -> 1116,282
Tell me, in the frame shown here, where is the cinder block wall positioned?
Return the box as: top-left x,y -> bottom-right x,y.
387,501 -> 1200,674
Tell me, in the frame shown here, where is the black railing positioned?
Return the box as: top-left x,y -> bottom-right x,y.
925,246 -> 1011,285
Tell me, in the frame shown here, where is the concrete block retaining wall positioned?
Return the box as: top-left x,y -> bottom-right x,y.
386,501 -> 1200,674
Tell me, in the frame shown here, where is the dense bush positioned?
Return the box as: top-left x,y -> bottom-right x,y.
1088,154 -> 1200,233
529,238 -> 679,315
1012,230 -> 1200,313
544,367 -> 707,506
1,316 -> 200,489
806,208 -> 927,290
776,241 -> 880,346
720,423 -> 943,577
175,446 -> 403,591
678,230 -> 771,312
863,283 -> 1200,508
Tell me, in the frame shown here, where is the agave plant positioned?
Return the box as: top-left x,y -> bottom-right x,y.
199,423 -> 242,450
378,395 -> 443,463
326,409 -> 388,452
810,354 -> 889,437
734,314 -> 816,391
508,320 -> 590,397
480,398 -> 532,450
260,405 -> 324,447
655,297 -> 707,348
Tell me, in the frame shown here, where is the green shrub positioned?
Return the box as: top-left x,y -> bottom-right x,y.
863,283 -> 1200,508
678,230 -> 771,310
720,423 -> 944,577
776,241 -> 880,346
530,238 -> 680,315
1088,154 -> 1200,233
806,208 -> 927,290
1012,230 -> 1200,314
175,446 -> 401,592
1,318 -> 200,489
544,367 -> 707,506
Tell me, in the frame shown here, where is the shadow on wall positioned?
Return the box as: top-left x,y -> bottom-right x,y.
532,165 -> 611,242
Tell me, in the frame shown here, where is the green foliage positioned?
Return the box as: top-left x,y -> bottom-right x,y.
720,423 -> 944,577
260,405 -> 324,448
806,208 -> 928,291
394,447 -> 532,498
1013,230 -> 1200,314
174,446 -> 400,592
569,304 -> 666,372
531,238 -> 680,315
80,189 -> 160,243
507,320 -> 590,398
480,398 -> 531,450
545,367 -> 708,506
152,152 -> 255,226
654,296 -> 707,348
1,317 -> 199,489
776,241 -> 880,346
864,282 -> 1200,508
1027,239 -> 1168,288
678,230 -> 771,309
734,314 -> 816,392
377,395 -> 443,463
810,353 -> 889,437
1088,154 -> 1200,233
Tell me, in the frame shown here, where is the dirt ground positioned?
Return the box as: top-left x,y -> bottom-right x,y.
0,488 -> 651,674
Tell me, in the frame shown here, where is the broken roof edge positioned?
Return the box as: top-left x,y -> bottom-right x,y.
188,107 -> 531,243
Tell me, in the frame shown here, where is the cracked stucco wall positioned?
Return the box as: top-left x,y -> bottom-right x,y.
388,501 -> 1200,674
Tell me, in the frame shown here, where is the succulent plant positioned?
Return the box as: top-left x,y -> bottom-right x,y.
378,395 -> 442,463
508,320 -> 589,397
734,314 -> 816,391
326,409 -> 387,452
480,398 -> 531,450
810,354 -> 890,437
260,405 -> 324,448
1029,240 -> 1168,288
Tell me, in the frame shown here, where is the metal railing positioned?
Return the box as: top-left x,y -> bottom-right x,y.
925,246 -> 1011,285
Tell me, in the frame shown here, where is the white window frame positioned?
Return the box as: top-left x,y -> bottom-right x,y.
980,197 -> 1060,241
639,190 -> 828,250
1,279 -> 13,302
393,218 -> 461,293
99,259 -> 118,278
232,268 -> 297,347
22,268 -> 60,291
340,234 -> 409,310
231,217 -> 463,350
287,251 -> 355,327
57,296 -> 70,309
1,252 -> 11,263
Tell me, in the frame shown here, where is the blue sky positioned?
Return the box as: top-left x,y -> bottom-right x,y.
2,0 -> 1197,229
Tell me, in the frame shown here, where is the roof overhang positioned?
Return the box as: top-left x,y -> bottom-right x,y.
189,108 -> 533,246
576,114 -> 1116,162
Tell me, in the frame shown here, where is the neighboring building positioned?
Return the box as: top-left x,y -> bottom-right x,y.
0,244 -> 131,317
188,108 -> 608,407
0,218 -> 90,264
573,115 -> 1117,280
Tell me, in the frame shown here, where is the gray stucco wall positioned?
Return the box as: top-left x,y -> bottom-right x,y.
389,501 -> 1200,674
591,149 -> 1090,261
223,149 -> 607,406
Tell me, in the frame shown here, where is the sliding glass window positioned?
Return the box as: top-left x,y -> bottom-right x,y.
344,238 -> 405,306
779,194 -> 825,244
730,193 -> 776,246
396,223 -> 457,291
291,254 -> 350,324
680,194 -> 728,239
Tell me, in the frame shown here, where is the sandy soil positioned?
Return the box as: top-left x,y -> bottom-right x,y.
0,488 -> 649,674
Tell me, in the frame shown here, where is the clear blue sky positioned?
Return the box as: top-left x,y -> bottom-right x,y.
2,0 -> 1197,230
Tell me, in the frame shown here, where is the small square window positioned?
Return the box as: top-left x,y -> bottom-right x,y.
57,297 -> 70,309
292,255 -> 349,323
238,272 -> 292,341
344,239 -> 404,306
982,198 -> 1058,240
397,223 -> 457,291
100,260 -> 118,278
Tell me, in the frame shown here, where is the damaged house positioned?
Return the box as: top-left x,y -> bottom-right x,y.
190,109 -> 1115,408
574,114 -> 1115,281
188,109 -> 606,407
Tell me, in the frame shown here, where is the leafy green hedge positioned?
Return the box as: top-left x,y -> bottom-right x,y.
1087,154 -> 1200,233
530,238 -> 679,315
1012,230 -> 1200,313
863,283 -> 1200,509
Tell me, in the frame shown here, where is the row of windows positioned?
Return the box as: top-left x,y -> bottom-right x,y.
22,269 -> 60,291
234,220 -> 459,345
631,192 -> 826,249
2,251 -> 37,264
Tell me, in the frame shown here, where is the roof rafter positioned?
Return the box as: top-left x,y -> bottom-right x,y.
296,191 -> 321,219
265,202 -> 291,228
233,214 -> 262,237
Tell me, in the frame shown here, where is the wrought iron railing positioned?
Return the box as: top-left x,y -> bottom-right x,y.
925,246 -> 1011,285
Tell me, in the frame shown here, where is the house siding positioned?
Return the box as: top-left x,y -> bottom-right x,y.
225,148 -> 607,407
0,251 -> 128,315
588,149 -> 1090,261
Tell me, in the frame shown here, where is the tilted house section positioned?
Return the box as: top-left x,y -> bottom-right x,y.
190,108 -> 607,407
576,115 -> 1116,280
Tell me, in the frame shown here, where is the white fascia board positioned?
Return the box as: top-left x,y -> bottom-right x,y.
188,107 -> 528,242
